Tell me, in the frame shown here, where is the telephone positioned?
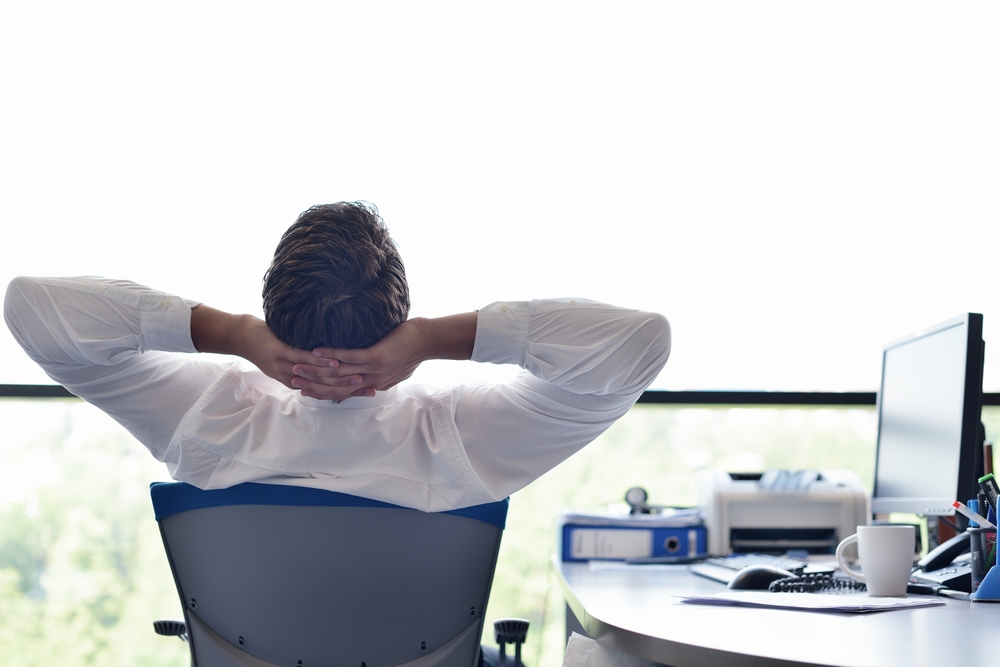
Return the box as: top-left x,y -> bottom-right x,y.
910,532 -> 972,593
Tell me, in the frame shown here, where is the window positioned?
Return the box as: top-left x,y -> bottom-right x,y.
2,3 -> 997,665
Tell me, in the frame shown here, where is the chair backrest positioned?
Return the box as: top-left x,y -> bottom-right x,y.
151,482 -> 508,667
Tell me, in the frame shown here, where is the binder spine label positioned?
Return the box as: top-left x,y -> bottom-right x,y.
571,529 -> 653,559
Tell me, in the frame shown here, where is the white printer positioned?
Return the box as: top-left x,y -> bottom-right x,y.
696,469 -> 870,556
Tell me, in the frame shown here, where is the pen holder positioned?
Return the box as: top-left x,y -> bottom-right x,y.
969,527 -> 996,594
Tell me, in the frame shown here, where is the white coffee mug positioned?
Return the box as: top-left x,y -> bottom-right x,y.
835,525 -> 915,597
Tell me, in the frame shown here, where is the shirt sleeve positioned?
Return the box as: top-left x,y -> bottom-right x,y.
4,276 -> 227,461
458,298 -> 671,500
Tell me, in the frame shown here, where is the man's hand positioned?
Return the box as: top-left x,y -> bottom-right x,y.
293,312 -> 479,396
294,318 -> 428,394
235,316 -> 373,400
191,305 -> 371,401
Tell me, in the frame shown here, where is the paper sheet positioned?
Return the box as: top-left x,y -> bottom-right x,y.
589,561 -> 692,572
679,591 -> 946,613
560,507 -> 702,527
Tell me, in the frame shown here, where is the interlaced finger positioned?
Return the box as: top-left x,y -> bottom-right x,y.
292,367 -> 363,388
292,363 -> 344,379
294,377 -> 376,401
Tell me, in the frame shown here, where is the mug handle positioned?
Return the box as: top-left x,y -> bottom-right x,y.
836,533 -> 865,582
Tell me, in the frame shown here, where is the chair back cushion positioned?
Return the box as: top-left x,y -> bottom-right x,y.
151,482 -> 508,667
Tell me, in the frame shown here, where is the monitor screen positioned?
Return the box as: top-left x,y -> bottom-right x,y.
871,313 -> 984,516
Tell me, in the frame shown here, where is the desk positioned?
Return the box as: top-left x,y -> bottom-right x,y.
554,557 -> 999,667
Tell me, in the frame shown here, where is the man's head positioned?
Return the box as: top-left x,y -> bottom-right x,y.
262,201 -> 409,351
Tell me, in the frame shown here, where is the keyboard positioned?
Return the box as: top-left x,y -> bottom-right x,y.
690,553 -> 810,584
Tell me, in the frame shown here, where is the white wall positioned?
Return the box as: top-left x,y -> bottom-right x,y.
2,1 -> 998,391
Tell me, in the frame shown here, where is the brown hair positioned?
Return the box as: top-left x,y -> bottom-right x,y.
262,201 -> 409,350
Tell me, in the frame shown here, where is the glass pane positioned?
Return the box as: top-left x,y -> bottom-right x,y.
0,399 -> 188,667
4,399 -> 998,665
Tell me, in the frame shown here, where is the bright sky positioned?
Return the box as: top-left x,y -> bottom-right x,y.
2,2 -> 998,391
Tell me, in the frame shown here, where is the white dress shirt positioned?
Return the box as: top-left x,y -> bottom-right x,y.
5,276 -> 670,511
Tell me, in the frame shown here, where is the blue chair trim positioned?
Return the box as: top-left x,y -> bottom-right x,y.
150,481 -> 508,529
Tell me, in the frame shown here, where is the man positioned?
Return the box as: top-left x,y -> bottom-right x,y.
4,201 -> 670,512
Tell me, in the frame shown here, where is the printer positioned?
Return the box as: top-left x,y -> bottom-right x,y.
696,469 -> 870,556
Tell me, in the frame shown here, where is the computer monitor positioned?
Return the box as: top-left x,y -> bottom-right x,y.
871,313 -> 984,517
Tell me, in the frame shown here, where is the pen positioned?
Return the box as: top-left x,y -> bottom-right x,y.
952,500 -> 997,529
969,498 -> 984,527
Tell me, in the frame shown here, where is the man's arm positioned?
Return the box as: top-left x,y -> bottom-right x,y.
2,276 -> 373,456
189,304 -> 372,400
4,276 -> 228,457
369,298 -> 671,503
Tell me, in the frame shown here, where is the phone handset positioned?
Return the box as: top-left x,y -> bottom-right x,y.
917,532 -> 971,572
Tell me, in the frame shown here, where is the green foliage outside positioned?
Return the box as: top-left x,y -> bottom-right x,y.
1,399 -> 997,666
0,401 -> 188,667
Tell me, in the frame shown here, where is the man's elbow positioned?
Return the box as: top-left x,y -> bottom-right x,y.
4,277 -> 36,347
4,276 -> 60,366
645,311 -> 672,364
630,312 -> 671,391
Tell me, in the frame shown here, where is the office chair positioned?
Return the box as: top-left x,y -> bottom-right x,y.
149,481 -> 527,667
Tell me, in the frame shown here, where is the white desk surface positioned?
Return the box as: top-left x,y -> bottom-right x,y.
553,557 -> 1000,667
